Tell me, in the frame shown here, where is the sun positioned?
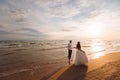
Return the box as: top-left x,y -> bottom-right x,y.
87,22 -> 104,37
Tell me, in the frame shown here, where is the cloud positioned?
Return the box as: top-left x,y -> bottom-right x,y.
9,9 -> 29,22
0,24 -> 4,28
0,30 -> 10,34
61,29 -> 73,32
60,26 -> 78,32
46,4 -> 80,18
16,28 -> 40,33
0,27 -> 47,40
14,28 -> 45,37
0,27 -> 42,36
29,0 -> 82,18
41,0 -> 106,19
0,0 -> 120,40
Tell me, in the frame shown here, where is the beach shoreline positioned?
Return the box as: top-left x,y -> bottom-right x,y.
0,47 -> 120,80
48,52 -> 120,80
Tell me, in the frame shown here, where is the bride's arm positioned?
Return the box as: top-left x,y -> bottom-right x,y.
80,49 -> 85,53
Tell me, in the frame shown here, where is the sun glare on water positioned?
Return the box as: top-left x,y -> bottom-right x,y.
92,46 -> 105,59
91,40 -> 105,59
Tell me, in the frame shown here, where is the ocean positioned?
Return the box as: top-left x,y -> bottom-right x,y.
0,39 -> 120,58
0,39 -> 120,79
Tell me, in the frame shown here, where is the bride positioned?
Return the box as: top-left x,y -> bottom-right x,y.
73,41 -> 88,66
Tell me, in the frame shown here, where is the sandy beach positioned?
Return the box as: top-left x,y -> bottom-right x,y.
48,52 -> 120,80
0,40 -> 120,80
0,48 -> 68,80
0,48 -> 120,80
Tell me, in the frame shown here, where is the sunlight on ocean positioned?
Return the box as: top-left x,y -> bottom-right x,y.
0,39 -> 120,78
0,39 -> 120,59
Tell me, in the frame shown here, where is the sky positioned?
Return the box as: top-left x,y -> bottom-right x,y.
0,0 -> 120,40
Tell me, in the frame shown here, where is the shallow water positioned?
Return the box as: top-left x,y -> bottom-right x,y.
0,39 -> 120,79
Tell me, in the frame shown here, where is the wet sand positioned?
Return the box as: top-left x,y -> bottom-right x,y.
48,52 -> 120,80
0,48 -> 120,80
0,48 -> 67,80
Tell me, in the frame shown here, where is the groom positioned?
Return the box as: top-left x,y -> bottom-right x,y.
67,40 -> 72,65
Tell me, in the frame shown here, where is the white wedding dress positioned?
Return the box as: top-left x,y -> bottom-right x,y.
73,49 -> 88,66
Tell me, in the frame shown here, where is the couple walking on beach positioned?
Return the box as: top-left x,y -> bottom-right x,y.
67,40 -> 88,66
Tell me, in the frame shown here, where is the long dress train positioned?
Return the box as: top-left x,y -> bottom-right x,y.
73,50 -> 88,66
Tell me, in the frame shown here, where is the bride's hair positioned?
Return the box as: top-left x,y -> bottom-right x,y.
76,41 -> 81,50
